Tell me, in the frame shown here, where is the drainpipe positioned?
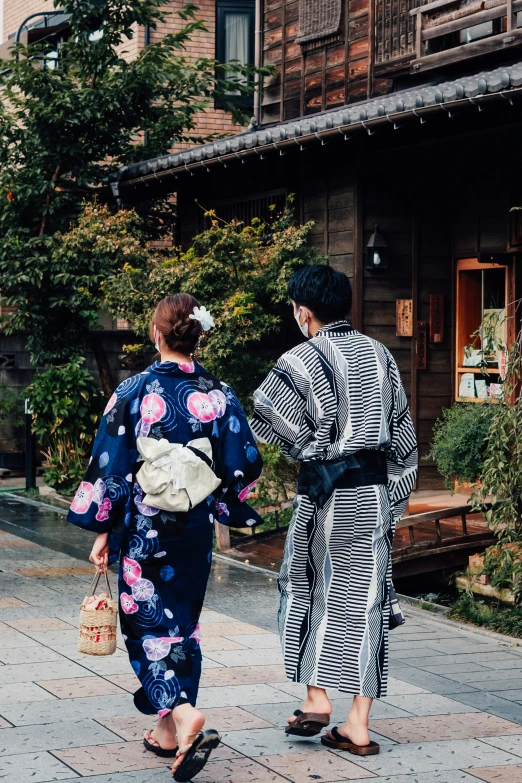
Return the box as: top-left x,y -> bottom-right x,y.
144,23 -> 151,146
253,0 -> 263,125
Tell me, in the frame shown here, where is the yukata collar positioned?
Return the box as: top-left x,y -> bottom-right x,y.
314,320 -> 357,338
149,359 -> 203,376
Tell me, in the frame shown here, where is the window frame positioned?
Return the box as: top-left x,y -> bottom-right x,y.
215,0 -> 256,112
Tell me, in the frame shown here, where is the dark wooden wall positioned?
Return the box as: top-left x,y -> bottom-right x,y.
263,0 -> 374,123
175,126 -> 522,490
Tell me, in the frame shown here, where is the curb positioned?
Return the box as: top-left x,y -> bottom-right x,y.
403,601 -> 522,648
2,492 -> 68,516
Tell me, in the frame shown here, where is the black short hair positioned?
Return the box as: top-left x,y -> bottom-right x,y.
288,265 -> 352,324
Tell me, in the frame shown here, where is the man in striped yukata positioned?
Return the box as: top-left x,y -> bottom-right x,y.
250,265 -> 417,757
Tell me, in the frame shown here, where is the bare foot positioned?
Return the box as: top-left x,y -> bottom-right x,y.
336,718 -> 371,747
287,690 -> 333,726
171,703 -> 205,775
144,712 -> 178,751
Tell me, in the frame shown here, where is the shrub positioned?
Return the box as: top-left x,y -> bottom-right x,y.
25,359 -> 102,494
426,402 -> 495,488
0,386 -> 24,450
448,591 -> 522,638
103,200 -> 326,403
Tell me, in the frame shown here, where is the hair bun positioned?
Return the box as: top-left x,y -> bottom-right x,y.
169,317 -> 201,343
150,293 -> 203,356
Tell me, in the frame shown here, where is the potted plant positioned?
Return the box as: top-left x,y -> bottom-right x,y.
426,402 -> 495,490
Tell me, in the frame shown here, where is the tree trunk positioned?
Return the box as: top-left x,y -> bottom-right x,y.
89,334 -> 115,398
39,164 -> 62,237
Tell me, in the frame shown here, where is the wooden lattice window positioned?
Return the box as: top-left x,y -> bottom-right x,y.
375,0 -> 424,64
204,189 -> 288,227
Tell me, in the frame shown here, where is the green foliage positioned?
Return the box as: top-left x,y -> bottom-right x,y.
254,445 -> 299,507
0,386 -> 23,427
0,0 -> 270,374
447,591 -> 522,638
25,359 -> 102,493
104,200 -> 326,400
482,544 -> 522,603
469,307 -> 522,604
426,402 -> 494,488
0,386 -> 24,451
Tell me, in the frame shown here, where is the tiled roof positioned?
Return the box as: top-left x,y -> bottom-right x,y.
117,61 -> 522,185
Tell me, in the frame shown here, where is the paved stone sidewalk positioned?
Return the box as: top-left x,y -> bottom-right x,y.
0,525 -> 522,783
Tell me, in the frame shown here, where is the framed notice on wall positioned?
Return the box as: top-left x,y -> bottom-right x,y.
396,299 -> 413,337
430,294 -> 444,343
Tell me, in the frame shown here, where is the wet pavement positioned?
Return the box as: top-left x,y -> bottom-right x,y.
0,495 -> 521,783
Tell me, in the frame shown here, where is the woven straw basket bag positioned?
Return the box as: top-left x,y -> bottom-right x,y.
78,569 -> 118,656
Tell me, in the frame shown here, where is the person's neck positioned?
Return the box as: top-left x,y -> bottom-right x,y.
308,317 -> 325,337
159,350 -> 192,364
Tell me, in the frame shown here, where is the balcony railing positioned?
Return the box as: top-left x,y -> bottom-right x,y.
375,0 -> 522,74
410,0 -> 522,72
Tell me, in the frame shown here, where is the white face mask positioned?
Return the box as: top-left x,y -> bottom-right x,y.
294,307 -> 309,338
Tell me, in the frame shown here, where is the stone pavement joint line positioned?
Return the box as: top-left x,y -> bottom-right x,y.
0,529 -> 521,783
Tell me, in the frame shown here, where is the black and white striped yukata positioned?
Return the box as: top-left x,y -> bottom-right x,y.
250,321 -> 417,698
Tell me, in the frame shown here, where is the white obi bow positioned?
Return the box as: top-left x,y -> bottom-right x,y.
135,437 -> 221,513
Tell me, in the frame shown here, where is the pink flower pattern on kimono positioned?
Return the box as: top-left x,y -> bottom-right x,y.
215,501 -> 229,517
238,478 -> 258,502
209,389 -> 226,417
187,392 -> 217,423
70,482 -> 94,514
122,556 -> 142,586
95,497 -> 112,522
179,361 -> 195,373
132,578 -> 155,601
140,393 -> 166,424
160,635 -> 183,644
104,393 -> 117,415
190,624 -> 201,644
120,592 -> 139,614
143,637 -> 171,661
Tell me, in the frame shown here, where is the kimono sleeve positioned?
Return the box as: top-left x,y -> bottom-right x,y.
249,352 -> 310,461
213,386 -> 264,528
385,354 -> 418,526
67,395 -> 133,536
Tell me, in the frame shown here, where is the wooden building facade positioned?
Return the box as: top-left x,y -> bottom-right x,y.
118,0 -> 522,488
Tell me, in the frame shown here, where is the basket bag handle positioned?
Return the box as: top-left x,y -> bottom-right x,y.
88,568 -> 113,600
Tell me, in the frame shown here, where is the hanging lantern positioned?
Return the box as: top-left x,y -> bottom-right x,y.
366,222 -> 389,271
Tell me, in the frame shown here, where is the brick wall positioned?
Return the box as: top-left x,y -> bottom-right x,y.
2,1 -> 245,138
3,0 -> 52,44
149,2 -> 245,142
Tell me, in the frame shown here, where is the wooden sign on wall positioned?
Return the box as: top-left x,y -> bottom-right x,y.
416,321 -> 427,369
396,299 -> 413,337
430,294 -> 444,343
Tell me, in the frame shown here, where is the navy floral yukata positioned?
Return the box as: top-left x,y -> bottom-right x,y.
68,360 -> 263,716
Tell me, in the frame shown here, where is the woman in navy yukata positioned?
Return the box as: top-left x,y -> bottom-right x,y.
68,294 -> 263,781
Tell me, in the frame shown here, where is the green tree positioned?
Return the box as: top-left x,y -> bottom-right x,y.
0,0 -> 268,395
103,200 -> 326,401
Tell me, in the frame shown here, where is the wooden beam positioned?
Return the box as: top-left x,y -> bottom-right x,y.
214,520 -> 231,552
410,0 -> 462,16
411,29 -> 522,73
396,503 -> 489,530
368,0 -> 376,99
410,207 -> 419,456
352,177 -> 364,330
421,4 -> 521,42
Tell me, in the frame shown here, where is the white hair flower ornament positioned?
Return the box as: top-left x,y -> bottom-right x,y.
189,306 -> 215,331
